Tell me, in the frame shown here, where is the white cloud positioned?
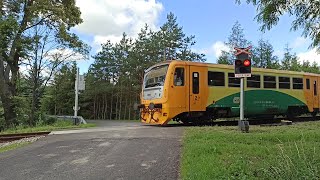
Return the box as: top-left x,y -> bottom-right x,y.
47,49 -> 86,61
212,41 -> 230,58
93,35 -> 123,52
75,0 -> 163,46
290,37 -> 308,48
297,48 -> 320,64
199,41 -> 230,57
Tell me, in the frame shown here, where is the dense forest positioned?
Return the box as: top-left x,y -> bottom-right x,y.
1,1 -> 320,130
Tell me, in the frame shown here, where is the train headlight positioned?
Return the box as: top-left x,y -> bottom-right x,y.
148,103 -> 155,110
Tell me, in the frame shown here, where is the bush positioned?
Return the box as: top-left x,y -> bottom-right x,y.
44,116 -> 57,125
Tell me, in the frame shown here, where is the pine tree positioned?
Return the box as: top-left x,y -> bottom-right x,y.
252,39 -> 279,69
217,21 -> 251,65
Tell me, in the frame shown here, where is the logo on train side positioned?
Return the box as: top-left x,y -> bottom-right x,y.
233,97 -> 240,104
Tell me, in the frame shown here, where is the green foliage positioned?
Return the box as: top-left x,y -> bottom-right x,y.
12,96 -> 31,125
236,0 -> 320,50
218,21 -> 320,73
0,120 -> 96,134
218,21 -> 252,65
82,12 -> 205,120
41,62 -> 76,116
252,39 -> 280,69
42,116 -> 57,125
181,122 -> 320,180
0,0 -> 89,129
0,106 -> 4,131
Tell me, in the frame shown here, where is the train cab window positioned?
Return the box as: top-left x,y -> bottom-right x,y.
306,79 -> 310,89
247,75 -> 261,88
228,73 -> 240,87
193,72 -> 199,94
293,78 -> 303,89
174,68 -> 184,86
208,71 -> 225,86
279,77 -> 290,89
264,76 -> 276,88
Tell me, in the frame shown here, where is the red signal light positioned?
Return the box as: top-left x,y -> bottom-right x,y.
243,59 -> 250,67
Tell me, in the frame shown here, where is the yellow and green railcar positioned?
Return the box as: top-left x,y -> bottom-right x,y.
139,60 -> 320,125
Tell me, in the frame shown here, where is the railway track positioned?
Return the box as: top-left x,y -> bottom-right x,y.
0,132 -> 50,143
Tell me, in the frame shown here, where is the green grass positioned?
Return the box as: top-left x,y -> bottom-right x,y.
181,121 -> 320,180
0,142 -> 31,153
0,120 -> 96,135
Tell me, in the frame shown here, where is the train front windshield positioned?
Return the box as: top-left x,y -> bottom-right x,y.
143,64 -> 168,100
144,65 -> 168,88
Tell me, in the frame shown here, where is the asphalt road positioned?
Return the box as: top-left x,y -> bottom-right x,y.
0,121 -> 183,180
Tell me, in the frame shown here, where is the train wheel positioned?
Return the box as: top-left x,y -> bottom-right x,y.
312,111 -> 318,120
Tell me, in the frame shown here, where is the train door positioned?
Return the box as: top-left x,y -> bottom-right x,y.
304,76 -> 313,111
189,66 -> 207,111
311,77 -> 319,109
170,66 -> 187,109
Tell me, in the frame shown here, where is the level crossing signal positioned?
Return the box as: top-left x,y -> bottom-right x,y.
234,46 -> 252,78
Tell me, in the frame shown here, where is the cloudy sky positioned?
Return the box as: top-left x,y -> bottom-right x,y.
72,0 -> 320,73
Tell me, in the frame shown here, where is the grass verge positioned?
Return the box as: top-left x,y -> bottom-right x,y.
181,121 -> 320,180
0,120 -> 96,135
0,142 -> 31,153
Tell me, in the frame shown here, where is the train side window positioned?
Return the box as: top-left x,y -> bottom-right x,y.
228,73 -> 240,87
279,77 -> 290,89
174,68 -> 184,86
208,71 -> 225,86
314,81 -> 317,95
247,75 -> 260,88
264,76 -> 276,88
306,79 -> 310,89
293,78 -> 303,89
193,72 -> 199,94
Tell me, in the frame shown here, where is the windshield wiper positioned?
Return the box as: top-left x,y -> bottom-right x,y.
145,82 -> 162,88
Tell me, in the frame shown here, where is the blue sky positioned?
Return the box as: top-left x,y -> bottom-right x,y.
74,0 -> 318,74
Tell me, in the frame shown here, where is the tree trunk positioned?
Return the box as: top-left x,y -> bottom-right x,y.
119,84 -> 122,120
29,59 -> 39,126
116,91 -> 119,120
93,95 -> 96,119
124,93 -> 128,120
128,96 -> 131,120
104,94 -> 108,120
110,94 -> 114,120
0,58 -> 17,128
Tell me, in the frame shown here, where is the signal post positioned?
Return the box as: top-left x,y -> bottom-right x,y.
234,46 -> 252,132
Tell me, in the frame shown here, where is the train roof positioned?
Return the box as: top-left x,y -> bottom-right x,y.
160,60 -> 320,77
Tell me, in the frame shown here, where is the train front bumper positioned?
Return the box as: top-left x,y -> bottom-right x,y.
138,103 -> 170,125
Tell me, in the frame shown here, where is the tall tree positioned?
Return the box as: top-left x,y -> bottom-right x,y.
153,12 -> 206,62
85,12 -> 205,120
0,0 -> 88,128
217,21 -> 251,64
281,44 -> 294,70
236,0 -> 320,50
252,39 -> 279,69
280,44 -> 301,72
42,62 -> 76,116
24,25 -> 85,126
